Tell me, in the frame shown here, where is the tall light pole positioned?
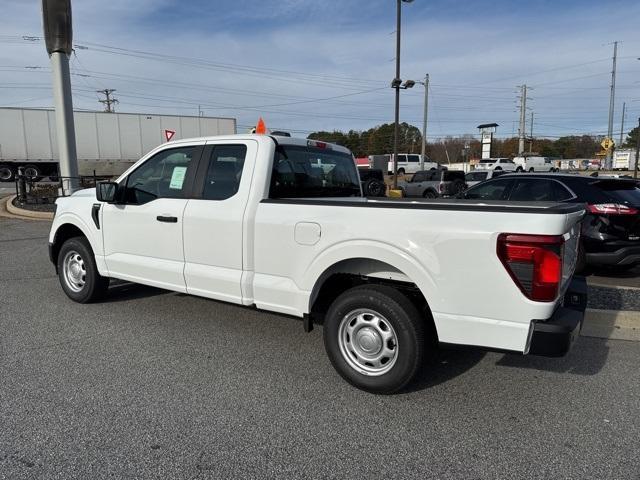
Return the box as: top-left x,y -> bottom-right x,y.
42,0 -> 79,193
635,117 -> 639,180
606,41 -> 618,169
418,73 -> 429,170
392,0 -> 414,190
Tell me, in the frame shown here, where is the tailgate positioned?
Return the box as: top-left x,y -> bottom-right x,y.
560,209 -> 584,295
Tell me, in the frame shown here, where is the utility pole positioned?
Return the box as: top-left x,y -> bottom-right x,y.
517,85 -> 527,155
635,117 -> 639,180
529,111 -> 534,153
619,101 -> 626,147
97,89 -> 118,112
420,73 -> 429,170
606,41 -> 618,169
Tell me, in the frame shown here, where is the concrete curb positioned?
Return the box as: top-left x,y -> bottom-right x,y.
582,308 -> 640,342
1,195 -> 54,221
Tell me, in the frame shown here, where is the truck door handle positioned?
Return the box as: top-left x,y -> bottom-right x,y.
156,215 -> 178,223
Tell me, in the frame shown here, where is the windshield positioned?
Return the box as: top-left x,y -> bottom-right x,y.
269,145 -> 361,198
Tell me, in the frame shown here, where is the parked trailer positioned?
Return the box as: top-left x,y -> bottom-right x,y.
0,107 -> 236,181
613,149 -> 639,171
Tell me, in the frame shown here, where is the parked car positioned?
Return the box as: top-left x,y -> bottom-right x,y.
460,173 -> 640,271
399,169 -> 466,198
48,135 -> 586,394
358,169 -> 386,197
474,158 -> 517,172
464,169 -> 508,188
513,156 -> 558,172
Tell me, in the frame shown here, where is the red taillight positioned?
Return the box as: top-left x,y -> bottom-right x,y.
587,203 -> 639,215
497,234 -> 564,302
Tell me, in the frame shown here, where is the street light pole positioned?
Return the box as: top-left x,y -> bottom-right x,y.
420,73 -> 429,170
635,117 -> 639,180
392,0 -> 402,190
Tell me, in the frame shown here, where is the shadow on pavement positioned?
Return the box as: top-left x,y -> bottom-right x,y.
404,348 -> 487,393
103,281 -> 167,303
494,336 -> 609,376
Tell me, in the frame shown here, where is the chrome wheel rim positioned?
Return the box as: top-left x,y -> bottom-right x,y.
338,309 -> 398,376
24,167 -> 39,179
62,250 -> 86,293
0,167 -> 12,181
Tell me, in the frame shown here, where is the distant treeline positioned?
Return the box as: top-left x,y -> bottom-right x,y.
308,123 -> 640,164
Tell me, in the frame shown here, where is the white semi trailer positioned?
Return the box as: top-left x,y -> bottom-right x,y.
0,107 -> 236,181
613,149 -> 639,171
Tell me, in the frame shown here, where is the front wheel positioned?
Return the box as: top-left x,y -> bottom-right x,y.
528,167 -> 535,173
516,167 -> 523,172
57,237 -> 110,303
323,285 -> 426,394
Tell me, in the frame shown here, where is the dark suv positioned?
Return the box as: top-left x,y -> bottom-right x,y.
460,173 -> 640,270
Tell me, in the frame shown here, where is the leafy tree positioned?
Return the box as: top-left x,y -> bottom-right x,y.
624,126 -> 640,148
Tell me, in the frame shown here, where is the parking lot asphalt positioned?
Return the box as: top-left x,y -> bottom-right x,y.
1,218 -> 639,479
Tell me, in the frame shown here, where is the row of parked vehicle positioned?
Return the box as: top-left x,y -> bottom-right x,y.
385,165 -> 640,273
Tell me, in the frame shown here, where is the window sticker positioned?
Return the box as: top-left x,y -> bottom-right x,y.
169,166 -> 187,189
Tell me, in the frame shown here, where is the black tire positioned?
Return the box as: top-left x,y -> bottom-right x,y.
57,236 -> 110,303
364,179 -> 386,197
0,165 -> 14,182
423,189 -> 438,199
397,168 -> 405,176
23,164 -> 42,181
494,167 -> 502,171
528,167 -> 535,173
516,167 -> 523,172
323,285 -> 426,394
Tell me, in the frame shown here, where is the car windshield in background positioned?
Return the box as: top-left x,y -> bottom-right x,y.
596,181 -> 640,205
270,145 -> 361,198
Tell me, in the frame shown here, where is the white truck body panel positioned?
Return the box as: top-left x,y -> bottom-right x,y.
50,134 -> 583,356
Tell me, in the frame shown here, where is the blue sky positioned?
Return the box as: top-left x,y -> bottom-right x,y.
1,0 -> 640,141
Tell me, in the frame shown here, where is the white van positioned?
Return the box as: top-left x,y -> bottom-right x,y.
386,154 -> 439,175
512,156 -> 557,172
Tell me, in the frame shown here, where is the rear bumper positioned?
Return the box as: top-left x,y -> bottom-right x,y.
528,276 -> 587,357
585,245 -> 640,267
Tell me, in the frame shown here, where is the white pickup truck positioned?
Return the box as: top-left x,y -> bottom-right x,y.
48,134 -> 587,393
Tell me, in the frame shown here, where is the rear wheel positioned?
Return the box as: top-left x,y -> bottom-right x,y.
57,237 -> 110,303
323,285 -> 426,394
397,168 -> 405,176
528,167 -> 535,173
0,165 -> 14,182
364,179 -> 386,197
23,164 -> 42,181
423,189 -> 438,199
516,167 -> 523,172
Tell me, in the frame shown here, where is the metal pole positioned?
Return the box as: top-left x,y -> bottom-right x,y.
518,85 -> 527,155
529,111 -> 534,153
392,0 -> 402,190
619,101 -> 626,147
634,117 -> 639,180
606,41 -> 618,169
50,51 -> 79,193
420,73 -> 429,170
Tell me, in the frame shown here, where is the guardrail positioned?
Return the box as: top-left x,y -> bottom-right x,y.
14,167 -> 114,205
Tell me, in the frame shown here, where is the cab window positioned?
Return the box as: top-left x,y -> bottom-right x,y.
408,155 -> 420,163
124,146 -> 196,205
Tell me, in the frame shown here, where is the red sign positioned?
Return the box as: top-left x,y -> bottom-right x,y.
164,129 -> 176,142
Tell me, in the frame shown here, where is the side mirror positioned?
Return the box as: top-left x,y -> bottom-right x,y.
96,181 -> 118,203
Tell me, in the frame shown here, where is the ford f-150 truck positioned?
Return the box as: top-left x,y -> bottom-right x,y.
48,134 -> 587,393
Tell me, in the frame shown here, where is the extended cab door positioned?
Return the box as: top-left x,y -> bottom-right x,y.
101,144 -> 203,292
182,140 -> 257,304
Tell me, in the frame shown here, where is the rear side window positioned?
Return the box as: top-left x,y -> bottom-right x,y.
595,181 -> 640,205
510,179 -> 555,201
202,145 -> 247,200
270,145 -> 361,198
412,172 -> 427,182
408,155 -> 420,163
464,179 -> 513,200
551,181 -> 574,201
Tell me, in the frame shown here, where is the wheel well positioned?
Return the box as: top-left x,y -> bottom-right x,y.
51,224 -> 86,267
310,260 -> 436,339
